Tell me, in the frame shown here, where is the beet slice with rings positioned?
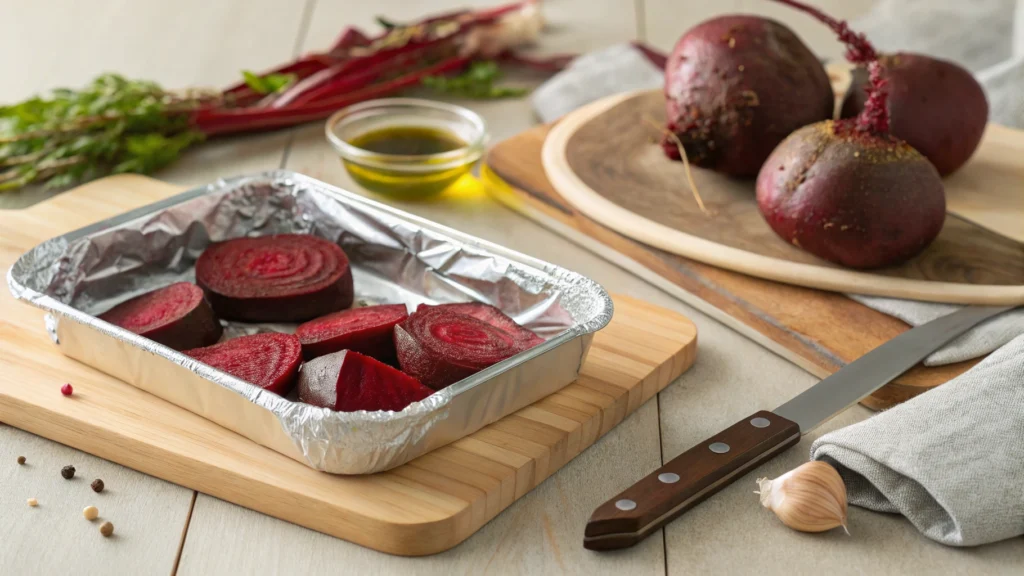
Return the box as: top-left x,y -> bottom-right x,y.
98,282 -> 223,351
183,332 -> 302,396
295,304 -> 408,362
395,307 -> 523,390
299,350 -> 434,412
419,302 -> 544,350
195,234 -> 354,323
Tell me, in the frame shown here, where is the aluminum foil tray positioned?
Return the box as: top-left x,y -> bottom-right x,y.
7,171 -> 613,474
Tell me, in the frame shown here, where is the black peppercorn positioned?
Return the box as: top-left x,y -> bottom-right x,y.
61,465 -> 76,479
91,479 -> 105,493
17,456 -> 26,465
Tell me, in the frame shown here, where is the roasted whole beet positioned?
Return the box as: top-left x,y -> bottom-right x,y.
195,234 -> 353,323
756,122 -> 945,268
98,282 -> 222,350
663,15 -> 834,177
841,53 -> 988,176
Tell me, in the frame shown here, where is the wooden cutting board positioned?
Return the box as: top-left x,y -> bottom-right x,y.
483,126 -> 991,410
541,90 -> 1024,305
0,175 -> 697,556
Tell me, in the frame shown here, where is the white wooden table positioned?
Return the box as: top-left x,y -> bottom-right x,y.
1,1 -> 1021,574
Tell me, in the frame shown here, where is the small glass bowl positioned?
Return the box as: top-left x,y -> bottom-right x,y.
325,98 -> 488,199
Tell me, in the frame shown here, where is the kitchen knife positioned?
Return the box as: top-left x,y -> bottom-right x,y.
584,304 -> 1015,551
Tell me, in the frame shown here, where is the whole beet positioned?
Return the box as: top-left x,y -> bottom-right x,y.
755,0 -> 949,269
756,121 -> 945,269
841,53 -> 988,176
663,15 -> 834,177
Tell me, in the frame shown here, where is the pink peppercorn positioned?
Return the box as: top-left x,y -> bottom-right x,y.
60,383 -> 73,396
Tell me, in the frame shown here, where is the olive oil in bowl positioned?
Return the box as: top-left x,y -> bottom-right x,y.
348,126 -> 466,156
326,99 -> 487,199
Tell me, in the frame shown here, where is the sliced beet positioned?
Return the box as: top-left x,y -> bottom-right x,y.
419,302 -> 544,350
299,350 -> 434,412
183,332 -> 302,396
98,282 -> 222,351
295,304 -> 408,362
195,234 -> 354,323
394,307 -> 523,390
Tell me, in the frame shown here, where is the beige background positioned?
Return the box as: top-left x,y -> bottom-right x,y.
1,1 -> 1021,574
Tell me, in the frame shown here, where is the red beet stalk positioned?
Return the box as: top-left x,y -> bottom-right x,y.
327,26 -> 372,55
191,1 -> 574,137
271,36 -> 461,109
769,0 -> 888,134
222,55 -> 336,108
194,57 -> 470,136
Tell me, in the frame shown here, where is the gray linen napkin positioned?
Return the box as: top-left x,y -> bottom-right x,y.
850,296 -> 1024,366
530,4 -> 1024,365
810,333 -> 1024,546
530,43 -> 662,124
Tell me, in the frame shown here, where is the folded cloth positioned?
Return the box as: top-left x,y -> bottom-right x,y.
849,296 -> 1024,366
810,333 -> 1024,546
530,43 -> 662,124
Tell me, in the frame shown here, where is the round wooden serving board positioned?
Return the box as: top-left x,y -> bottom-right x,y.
542,90 -> 1024,305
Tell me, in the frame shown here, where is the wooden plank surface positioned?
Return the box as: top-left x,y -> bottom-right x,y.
0,1 -> 315,575
483,123 -> 981,409
544,90 -> 1024,303
0,172 -> 696,557
3,0 -> 1023,573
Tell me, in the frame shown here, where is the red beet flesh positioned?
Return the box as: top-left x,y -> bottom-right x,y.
841,53 -> 989,176
195,234 -> 354,323
183,332 -> 302,396
99,282 -> 223,351
756,121 -> 946,269
295,304 -> 408,362
418,302 -> 544,350
394,307 -> 525,390
663,15 -> 834,177
299,350 -> 434,412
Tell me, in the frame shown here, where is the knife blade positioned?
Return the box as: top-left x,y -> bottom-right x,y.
584,304 -> 1015,551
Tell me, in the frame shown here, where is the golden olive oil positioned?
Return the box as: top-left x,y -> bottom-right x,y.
343,126 -> 473,198
349,126 -> 465,155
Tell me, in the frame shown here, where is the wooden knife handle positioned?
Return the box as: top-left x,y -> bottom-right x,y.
584,410 -> 800,551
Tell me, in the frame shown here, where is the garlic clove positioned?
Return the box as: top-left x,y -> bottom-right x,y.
755,461 -> 849,534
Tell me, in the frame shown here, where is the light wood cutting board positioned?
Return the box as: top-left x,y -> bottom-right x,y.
542,90 -> 1024,305
483,125 -> 986,410
0,175 -> 697,556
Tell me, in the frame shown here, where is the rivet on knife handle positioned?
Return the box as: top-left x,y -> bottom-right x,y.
583,411 -> 799,551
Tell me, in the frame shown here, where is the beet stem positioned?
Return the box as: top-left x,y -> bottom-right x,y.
768,0 -> 889,135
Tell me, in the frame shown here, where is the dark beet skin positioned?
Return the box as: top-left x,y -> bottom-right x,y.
756,121 -> 946,269
195,234 -> 354,323
663,15 -> 834,177
299,350 -> 434,413
841,53 -> 988,176
418,302 -> 544,350
98,282 -> 222,351
295,304 -> 408,363
183,332 -> 302,396
394,307 -> 522,390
